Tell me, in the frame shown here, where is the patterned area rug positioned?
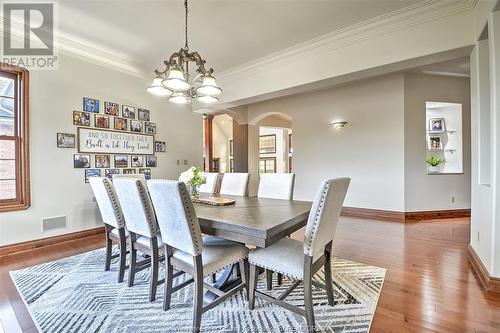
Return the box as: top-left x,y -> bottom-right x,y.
10,248 -> 385,333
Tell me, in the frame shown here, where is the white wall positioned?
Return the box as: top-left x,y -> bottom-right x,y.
404,74 -> 471,212
471,39 -> 494,274
247,74 -> 406,211
0,54 -> 203,246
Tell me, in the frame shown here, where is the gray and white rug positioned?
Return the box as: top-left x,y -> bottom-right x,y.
10,248 -> 385,333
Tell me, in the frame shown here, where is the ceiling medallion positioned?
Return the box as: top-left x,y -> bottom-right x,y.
147,0 -> 222,105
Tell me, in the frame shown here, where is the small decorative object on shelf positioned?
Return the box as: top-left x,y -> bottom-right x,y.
179,166 -> 206,199
426,155 -> 445,173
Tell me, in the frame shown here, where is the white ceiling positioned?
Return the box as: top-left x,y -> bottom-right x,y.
57,0 -> 424,76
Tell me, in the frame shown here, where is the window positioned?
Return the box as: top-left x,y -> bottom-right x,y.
289,156 -> 292,173
0,64 -> 30,212
229,158 -> 233,172
229,139 -> 233,157
259,157 -> 276,173
259,134 -> 276,154
288,133 -> 292,153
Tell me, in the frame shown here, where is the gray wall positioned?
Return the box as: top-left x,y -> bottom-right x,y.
404,73 -> 471,212
0,54 -> 203,246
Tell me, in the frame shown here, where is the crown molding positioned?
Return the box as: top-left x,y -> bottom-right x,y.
0,16 -> 148,79
217,0 -> 477,82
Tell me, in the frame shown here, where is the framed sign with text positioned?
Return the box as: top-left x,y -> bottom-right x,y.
77,127 -> 154,155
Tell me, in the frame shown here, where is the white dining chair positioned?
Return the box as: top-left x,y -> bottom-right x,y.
88,177 -> 128,283
112,174 -> 146,180
257,173 -> 295,289
113,178 -> 164,302
258,173 -> 295,200
219,173 -> 250,196
147,180 -> 249,333
199,172 -> 220,194
248,177 -> 350,332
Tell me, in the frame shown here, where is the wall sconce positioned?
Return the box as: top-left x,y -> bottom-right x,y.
331,121 -> 348,129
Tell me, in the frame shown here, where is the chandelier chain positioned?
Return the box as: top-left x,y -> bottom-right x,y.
184,0 -> 189,51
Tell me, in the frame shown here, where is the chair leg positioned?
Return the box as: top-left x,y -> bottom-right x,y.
239,258 -> 249,300
117,229 -> 127,283
149,238 -> 159,302
104,226 -> 112,271
324,248 -> 335,306
193,255 -> 204,333
303,256 -> 316,333
248,264 -> 258,310
277,273 -> 283,286
163,246 -> 174,311
266,269 -> 273,290
128,233 -> 137,287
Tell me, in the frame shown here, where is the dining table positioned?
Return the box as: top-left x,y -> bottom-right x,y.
193,195 -> 312,298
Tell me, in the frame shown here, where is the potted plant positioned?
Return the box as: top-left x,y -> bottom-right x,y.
179,166 -> 206,198
426,155 -> 445,173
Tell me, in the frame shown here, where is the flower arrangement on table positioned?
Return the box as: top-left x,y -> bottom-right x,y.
179,166 -> 206,198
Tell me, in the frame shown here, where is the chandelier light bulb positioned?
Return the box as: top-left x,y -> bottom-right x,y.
196,75 -> 222,96
162,68 -> 191,91
196,95 -> 219,104
147,76 -> 173,96
168,92 -> 190,104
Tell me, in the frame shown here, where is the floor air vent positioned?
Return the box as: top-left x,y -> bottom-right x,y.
42,216 -> 67,232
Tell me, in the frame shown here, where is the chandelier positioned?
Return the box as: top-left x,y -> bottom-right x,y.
147,0 -> 222,104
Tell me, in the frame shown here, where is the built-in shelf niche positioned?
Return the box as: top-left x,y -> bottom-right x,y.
425,101 -> 463,175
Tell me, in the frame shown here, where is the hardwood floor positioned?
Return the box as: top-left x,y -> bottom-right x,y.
1,216 -> 498,332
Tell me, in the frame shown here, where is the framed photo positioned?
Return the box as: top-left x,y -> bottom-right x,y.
114,117 -> 128,131
104,101 -> 119,116
73,111 -> 90,126
83,97 -> 99,113
95,154 -> 111,168
74,154 -> 90,168
138,108 -> 150,121
139,168 -> 151,180
104,168 -> 120,179
429,118 -> 446,132
85,169 -> 101,183
145,122 -> 156,134
130,120 -> 142,133
94,115 -> 110,129
122,105 -> 135,119
123,168 -> 136,174
146,156 -> 157,167
57,133 -> 75,148
131,155 -> 144,167
114,155 -> 128,168
155,141 -> 166,152
428,136 -> 442,149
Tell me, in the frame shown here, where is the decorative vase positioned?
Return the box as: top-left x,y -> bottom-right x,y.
428,165 -> 440,173
190,184 -> 200,199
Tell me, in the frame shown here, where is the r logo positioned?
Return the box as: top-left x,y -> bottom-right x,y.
3,3 -> 54,56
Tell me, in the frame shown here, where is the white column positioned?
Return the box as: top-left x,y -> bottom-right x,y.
488,10 -> 500,276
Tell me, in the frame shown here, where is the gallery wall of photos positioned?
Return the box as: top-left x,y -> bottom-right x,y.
56,97 -> 167,183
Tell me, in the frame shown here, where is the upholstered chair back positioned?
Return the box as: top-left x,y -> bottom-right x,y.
89,177 -> 125,229
257,173 -> 295,200
113,178 -> 158,238
219,173 -> 250,196
199,172 -> 219,194
112,174 -> 146,181
303,178 -> 350,257
147,180 -> 203,256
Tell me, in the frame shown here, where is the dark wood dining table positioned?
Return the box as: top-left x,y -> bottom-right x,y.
194,195 -> 312,248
